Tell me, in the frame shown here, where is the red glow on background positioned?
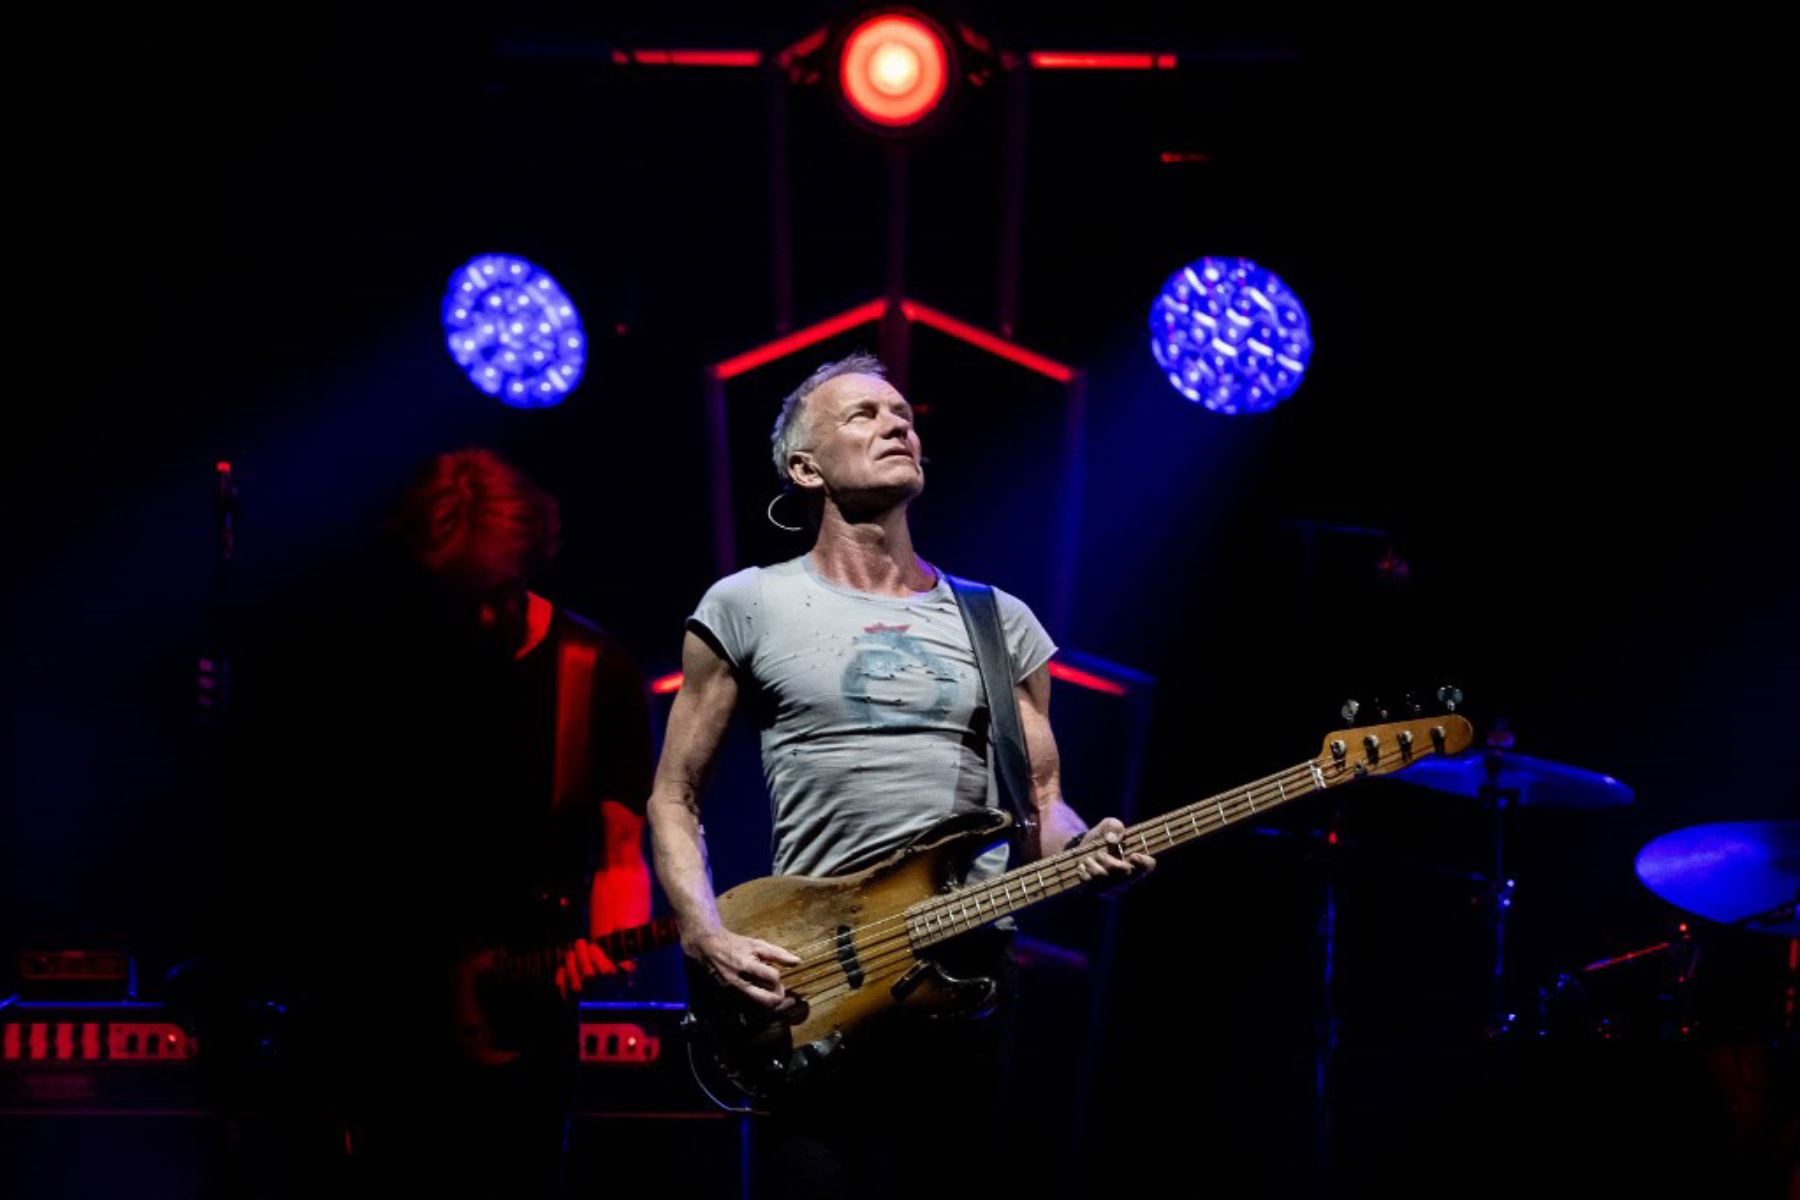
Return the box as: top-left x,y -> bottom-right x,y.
650,672 -> 684,695
902,300 -> 1074,382
215,461 -> 232,472
712,298 -> 887,380
1159,152 -> 1211,164
840,14 -> 950,127
1047,660 -> 1128,696
1029,52 -> 1174,70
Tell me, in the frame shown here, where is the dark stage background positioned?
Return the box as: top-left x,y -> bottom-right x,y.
4,4 -> 1794,1197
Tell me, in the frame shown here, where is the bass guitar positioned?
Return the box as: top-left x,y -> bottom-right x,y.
686,713 -> 1475,1099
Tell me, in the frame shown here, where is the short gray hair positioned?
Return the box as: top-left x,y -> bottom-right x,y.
769,351 -> 887,483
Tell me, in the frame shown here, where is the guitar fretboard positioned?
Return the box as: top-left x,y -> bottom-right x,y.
905,758 -> 1330,947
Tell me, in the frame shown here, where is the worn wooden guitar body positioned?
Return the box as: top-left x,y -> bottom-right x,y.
687,808 -> 1013,1099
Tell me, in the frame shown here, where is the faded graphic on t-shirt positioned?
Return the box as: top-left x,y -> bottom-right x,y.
689,556 -> 1057,879
842,623 -> 957,727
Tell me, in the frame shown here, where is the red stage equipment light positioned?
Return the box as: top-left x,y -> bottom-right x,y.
900,300 -> 1074,382
711,298 -> 888,382
1046,661 -> 1129,697
839,12 -> 951,129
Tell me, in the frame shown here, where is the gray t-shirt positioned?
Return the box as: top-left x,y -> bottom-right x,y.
689,555 -> 1057,881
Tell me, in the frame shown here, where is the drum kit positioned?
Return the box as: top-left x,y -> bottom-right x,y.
1388,729 -> 1798,1045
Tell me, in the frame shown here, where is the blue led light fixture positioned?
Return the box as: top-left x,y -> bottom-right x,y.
442,254 -> 586,408
1149,256 -> 1312,415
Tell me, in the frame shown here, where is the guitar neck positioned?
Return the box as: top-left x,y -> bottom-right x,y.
597,916 -> 683,964
492,916 -> 683,980
907,758 -> 1330,949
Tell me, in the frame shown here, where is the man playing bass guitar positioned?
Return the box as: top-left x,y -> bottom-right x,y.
648,354 -> 1155,1196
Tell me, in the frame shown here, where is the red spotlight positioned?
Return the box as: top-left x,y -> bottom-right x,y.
839,11 -> 951,129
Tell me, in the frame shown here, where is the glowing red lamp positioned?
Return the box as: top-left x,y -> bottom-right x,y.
839,12 -> 950,129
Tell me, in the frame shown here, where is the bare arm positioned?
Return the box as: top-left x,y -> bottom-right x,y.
646,631 -> 799,1008
589,801 -> 651,937
1017,664 -> 1154,884
558,806 -> 652,996
560,644 -> 657,995
647,630 -> 738,934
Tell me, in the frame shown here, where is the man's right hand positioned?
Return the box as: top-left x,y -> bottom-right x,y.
687,924 -> 802,1012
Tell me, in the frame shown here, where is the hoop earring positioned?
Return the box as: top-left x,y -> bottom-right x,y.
766,492 -> 805,533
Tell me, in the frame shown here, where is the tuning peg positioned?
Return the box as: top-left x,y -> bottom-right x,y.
1404,693 -> 1423,717
1437,685 -> 1463,713
1340,699 -> 1361,723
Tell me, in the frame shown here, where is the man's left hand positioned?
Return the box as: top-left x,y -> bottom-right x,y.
554,938 -> 622,999
1070,817 -> 1156,892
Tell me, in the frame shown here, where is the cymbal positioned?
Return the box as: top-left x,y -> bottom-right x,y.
1635,821 -> 1800,936
1391,750 -> 1635,809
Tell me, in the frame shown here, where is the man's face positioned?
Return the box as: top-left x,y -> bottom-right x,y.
791,373 -> 923,506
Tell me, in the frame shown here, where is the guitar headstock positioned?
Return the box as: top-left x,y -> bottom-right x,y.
1313,713 -> 1475,786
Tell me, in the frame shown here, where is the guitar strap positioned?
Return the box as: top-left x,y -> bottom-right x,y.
946,575 -> 1038,852
545,614 -> 600,932
552,613 -> 597,818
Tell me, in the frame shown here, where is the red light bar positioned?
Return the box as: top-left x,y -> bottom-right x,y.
1028,52 -> 1176,71
628,50 -> 762,68
1159,152 -> 1211,164
901,300 -> 1074,382
1047,660 -> 1128,696
650,672 -> 684,695
711,298 -> 887,381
